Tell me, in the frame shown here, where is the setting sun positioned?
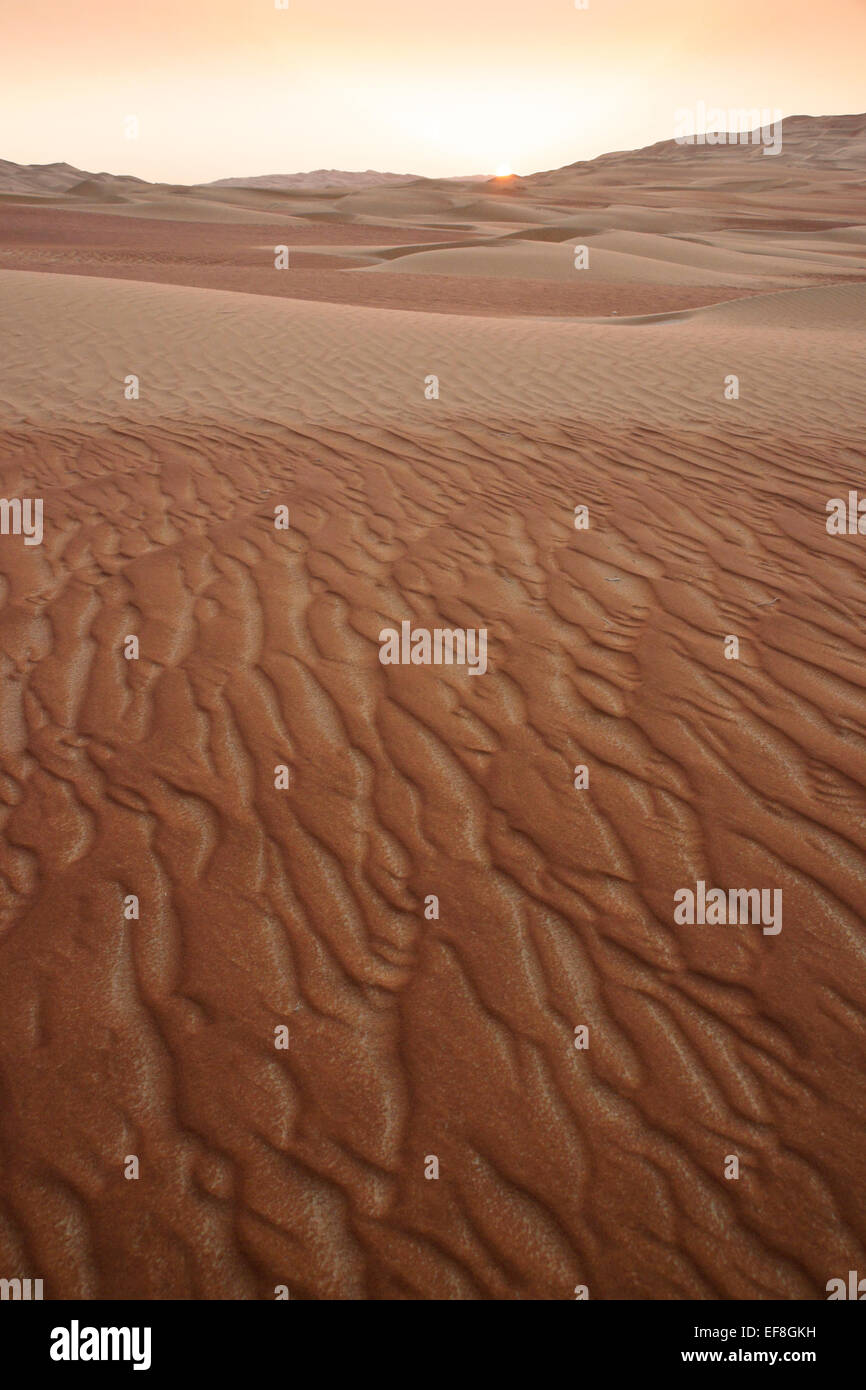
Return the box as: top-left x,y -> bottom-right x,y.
495,163 -> 512,177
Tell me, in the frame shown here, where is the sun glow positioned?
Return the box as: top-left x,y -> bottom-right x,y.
495,163 -> 512,178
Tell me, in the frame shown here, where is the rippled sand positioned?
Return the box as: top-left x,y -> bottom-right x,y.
1,141 -> 865,1297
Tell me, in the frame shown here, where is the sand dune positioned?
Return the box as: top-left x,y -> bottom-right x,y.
2,118 -> 866,1302
2,195 -> 863,322
363,233 -> 865,285
206,170 -> 423,192
2,271 -> 863,433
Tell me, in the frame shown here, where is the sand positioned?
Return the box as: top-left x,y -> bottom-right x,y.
1,118 -> 865,1301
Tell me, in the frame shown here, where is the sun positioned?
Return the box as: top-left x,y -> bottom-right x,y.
495,163 -> 513,178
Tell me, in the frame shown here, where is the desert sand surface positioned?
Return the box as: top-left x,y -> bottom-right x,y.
1,116 -> 865,1301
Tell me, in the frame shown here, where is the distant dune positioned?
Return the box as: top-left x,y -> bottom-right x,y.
2,114 -> 864,319
519,114 -> 866,220
4,112 -> 864,208
0,157 -> 102,194
205,169 -> 425,191
528,112 -> 866,181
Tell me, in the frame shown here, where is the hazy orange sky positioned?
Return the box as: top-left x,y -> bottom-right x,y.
4,0 -> 866,180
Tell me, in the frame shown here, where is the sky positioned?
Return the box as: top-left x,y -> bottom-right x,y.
3,0 -> 866,182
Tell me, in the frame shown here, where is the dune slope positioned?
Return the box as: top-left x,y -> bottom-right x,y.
0,267 -> 865,1298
